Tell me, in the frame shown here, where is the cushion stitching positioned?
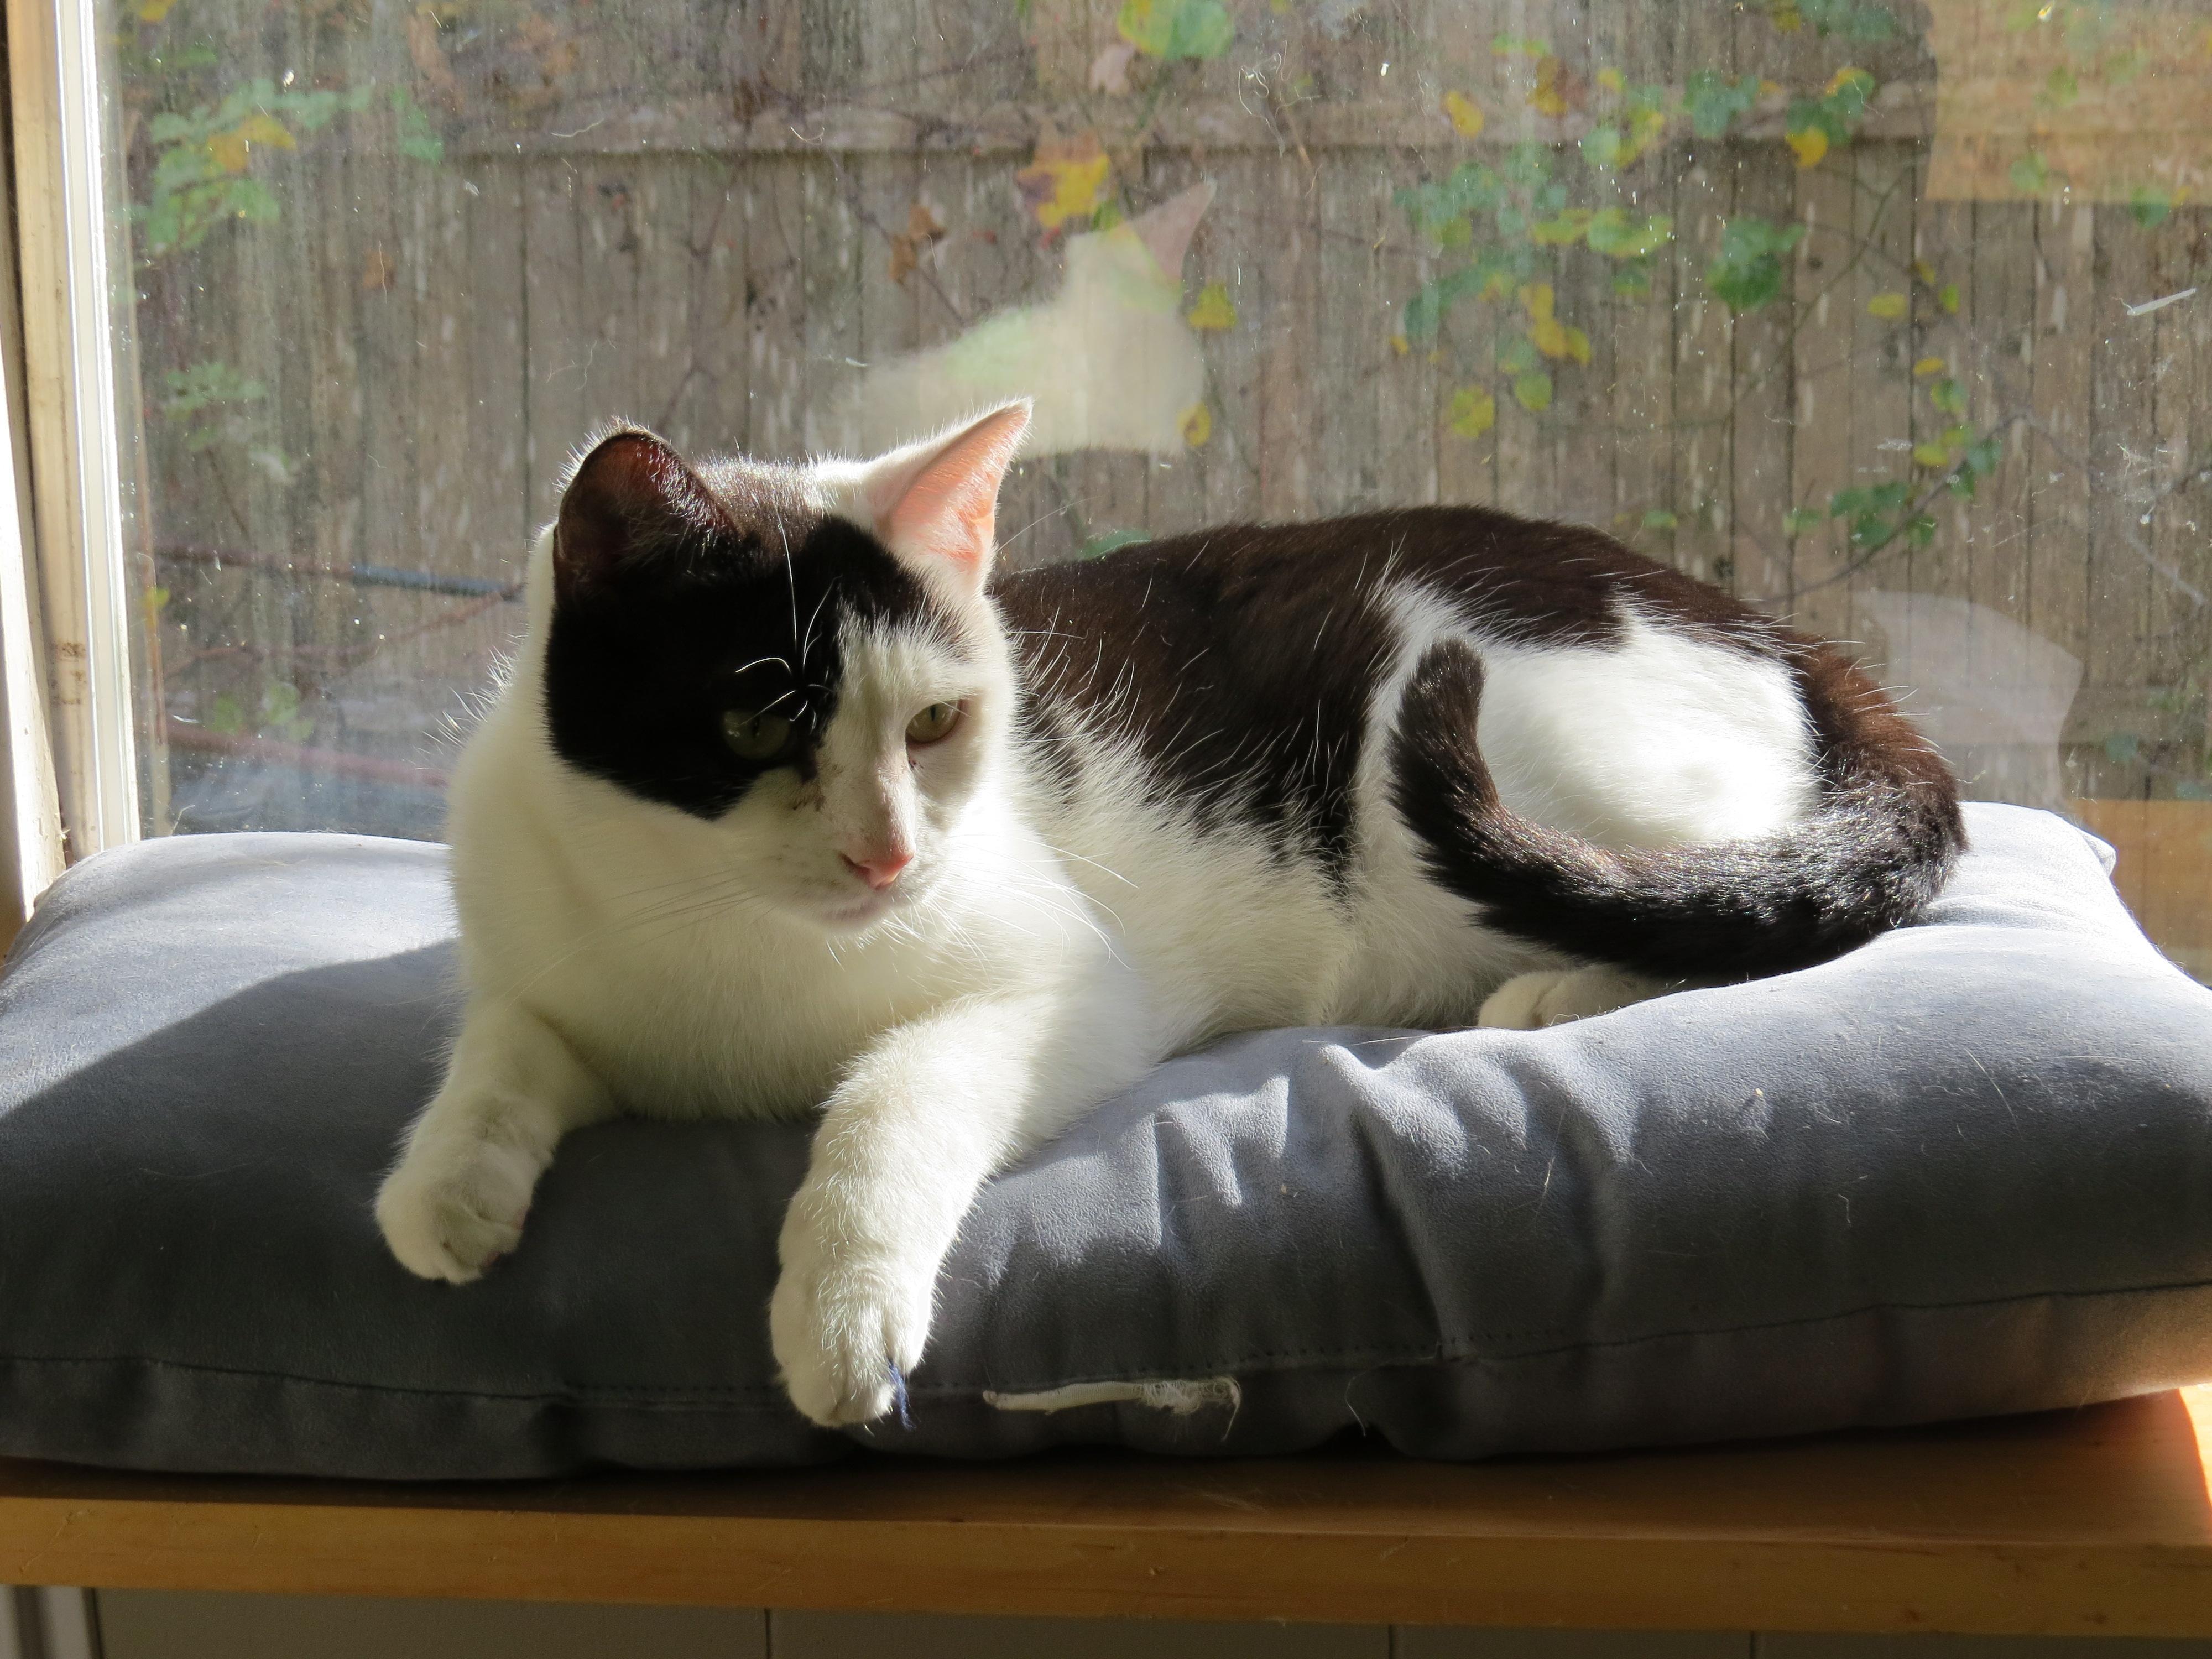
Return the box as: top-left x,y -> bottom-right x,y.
7,1271 -> 2210,1409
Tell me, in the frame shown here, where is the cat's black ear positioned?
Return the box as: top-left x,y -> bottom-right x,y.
555,427 -> 726,602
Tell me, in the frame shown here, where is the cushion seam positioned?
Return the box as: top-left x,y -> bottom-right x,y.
7,1271 -> 2209,1409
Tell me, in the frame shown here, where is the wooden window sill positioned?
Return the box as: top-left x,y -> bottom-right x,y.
6,1389 -> 2212,1636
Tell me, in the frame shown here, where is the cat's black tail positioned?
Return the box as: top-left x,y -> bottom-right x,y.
1387,637 -> 1965,981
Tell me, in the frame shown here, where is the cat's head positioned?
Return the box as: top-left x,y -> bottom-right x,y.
532,403 -> 1030,933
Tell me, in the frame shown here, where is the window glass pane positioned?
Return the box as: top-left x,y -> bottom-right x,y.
103,1 -> 2210,980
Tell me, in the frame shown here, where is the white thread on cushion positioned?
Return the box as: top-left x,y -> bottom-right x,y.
982,1376 -> 1241,1415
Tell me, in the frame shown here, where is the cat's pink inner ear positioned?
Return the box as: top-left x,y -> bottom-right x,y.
874,403 -> 1030,583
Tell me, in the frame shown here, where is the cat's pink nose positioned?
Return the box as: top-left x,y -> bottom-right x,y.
841,849 -> 912,890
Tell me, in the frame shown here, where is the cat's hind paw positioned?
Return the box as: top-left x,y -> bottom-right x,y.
374,1136 -> 542,1284
1479,964 -> 1670,1030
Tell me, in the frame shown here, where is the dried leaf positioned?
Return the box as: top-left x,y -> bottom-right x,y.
407,5 -> 464,112
362,247 -> 397,290
888,202 -> 946,285
1527,55 -> 1586,117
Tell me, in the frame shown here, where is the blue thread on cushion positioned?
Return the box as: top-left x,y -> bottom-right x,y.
889,1361 -> 913,1428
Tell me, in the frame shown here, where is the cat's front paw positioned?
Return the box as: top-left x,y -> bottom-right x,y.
769,1204 -> 936,1428
1480,964 -> 1668,1030
375,1134 -> 543,1284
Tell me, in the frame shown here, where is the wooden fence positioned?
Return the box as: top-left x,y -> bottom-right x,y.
112,0 -> 2211,957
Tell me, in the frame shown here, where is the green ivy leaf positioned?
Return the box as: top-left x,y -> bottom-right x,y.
392,88 -> 444,165
2009,152 -> 2052,195
1782,507 -> 1826,538
1705,216 -> 1805,312
1117,0 -> 1234,60
1586,207 -> 1673,259
1078,528 -> 1150,559
1511,369 -> 1553,413
1683,69 -> 1762,139
2131,185 -> 2172,229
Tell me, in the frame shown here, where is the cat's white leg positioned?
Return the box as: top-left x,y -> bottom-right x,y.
771,963 -> 1163,1428
377,999 -> 616,1282
1479,964 -> 1673,1030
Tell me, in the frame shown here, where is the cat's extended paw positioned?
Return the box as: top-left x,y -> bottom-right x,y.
1480,964 -> 1668,1030
375,1135 -> 543,1284
770,1208 -> 936,1428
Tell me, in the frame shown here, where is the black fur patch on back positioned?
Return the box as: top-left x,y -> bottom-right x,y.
992,505 -> 1772,882
542,447 -> 932,818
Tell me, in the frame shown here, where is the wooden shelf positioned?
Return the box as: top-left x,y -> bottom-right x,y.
7,1391 -> 2212,1635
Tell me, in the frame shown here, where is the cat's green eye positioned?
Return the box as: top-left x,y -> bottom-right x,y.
906,701 -> 962,745
722,709 -> 792,761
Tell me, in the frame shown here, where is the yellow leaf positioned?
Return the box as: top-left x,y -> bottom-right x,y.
1912,442 -> 1952,467
1913,356 -> 1945,377
1390,333 -> 1410,357
1185,281 -> 1238,331
1448,386 -> 1496,440
1770,1 -> 1803,29
1518,281 -> 1556,323
1531,314 -> 1571,358
1912,258 -> 1937,285
206,131 -> 249,173
234,114 -> 295,150
1178,402 -> 1212,447
1760,79 -> 1783,96
1824,65 -> 1865,97
135,0 -> 175,19
1015,130 -> 1114,231
1563,324 -> 1590,366
1442,90 -> 1485,138
1866,291 -> 1908,319
1785,126 -> 1828,169
1596,67 -> 1624,93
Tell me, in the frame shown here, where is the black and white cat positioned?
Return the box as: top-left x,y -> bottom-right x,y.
375,401 -> 1961,1427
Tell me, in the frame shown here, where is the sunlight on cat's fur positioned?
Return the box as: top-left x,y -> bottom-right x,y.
375,402 -> 1960,1428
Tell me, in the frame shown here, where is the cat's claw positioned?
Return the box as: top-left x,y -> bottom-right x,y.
375,1139 -> 540,1284
769,1212 -> 935,1428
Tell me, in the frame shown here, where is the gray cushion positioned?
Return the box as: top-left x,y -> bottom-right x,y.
2,804 -> 2210,1479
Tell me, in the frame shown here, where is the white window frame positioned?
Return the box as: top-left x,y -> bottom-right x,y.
2,0 -> 141,928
